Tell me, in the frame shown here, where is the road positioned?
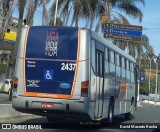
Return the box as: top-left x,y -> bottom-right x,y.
0,103 -> 160,131
0,93 -> 9,102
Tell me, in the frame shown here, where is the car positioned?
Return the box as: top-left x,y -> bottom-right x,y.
0,79 -> 12,94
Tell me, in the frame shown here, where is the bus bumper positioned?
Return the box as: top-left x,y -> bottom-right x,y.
12,96 -> 90,118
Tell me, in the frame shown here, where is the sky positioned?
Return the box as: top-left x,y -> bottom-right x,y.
12,0 -> 160,56
128,0 -> 160,56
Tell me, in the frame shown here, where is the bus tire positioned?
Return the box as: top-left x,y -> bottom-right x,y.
47,116 -> 66,123
108,100 -> 114,123
125,98 -> 134,120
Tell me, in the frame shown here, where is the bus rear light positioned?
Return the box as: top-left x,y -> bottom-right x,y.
81,80 -> 89,97
12,96 -> 17,98
13,77 -> 18,89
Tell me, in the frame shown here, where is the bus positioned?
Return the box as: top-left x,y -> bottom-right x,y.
12,25 -> 137,123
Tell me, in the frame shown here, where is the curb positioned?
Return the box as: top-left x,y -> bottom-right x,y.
142,100 -> 160,105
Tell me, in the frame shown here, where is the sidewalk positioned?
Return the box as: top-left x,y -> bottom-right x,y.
141,100 -> 160,105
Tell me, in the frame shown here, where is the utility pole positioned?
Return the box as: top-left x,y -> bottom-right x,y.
155,54 -> 160,102
155,59 -> 158,101
54,0 -> 59,26
137,55 -> 141,102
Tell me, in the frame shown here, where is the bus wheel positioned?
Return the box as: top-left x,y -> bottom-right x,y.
47,116 -> 66,123
125,99 -> 134,120
108,100 -> 114,123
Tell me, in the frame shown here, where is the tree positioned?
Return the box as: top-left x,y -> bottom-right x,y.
95,0 -> 144,31
49,17 -> 63,26
25,0 -> 39,26
13,0 -> 26,72
117,34 -> 154,58
50,0 -> 99,27
25,0 -> 50,26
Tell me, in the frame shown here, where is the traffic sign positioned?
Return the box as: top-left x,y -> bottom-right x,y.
104,33 -> 142,42
104,28 -> 142,37
104,23 -> 142,42
140,74 -> 145,83
105,23 -> 142,31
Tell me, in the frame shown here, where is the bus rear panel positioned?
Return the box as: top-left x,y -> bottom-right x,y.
12,26 -> 90,118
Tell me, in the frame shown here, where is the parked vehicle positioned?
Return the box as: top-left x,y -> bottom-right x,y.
0,79 -> 12,94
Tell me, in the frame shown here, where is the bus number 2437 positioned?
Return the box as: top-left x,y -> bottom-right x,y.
61,63 -> 76,71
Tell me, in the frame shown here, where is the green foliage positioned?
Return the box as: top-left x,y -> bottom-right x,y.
140,82 -> 149,95
49,17 -> 63,26
140,75 -> 160,95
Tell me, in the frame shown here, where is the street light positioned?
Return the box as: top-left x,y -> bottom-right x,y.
54,0 -> 59,26
155,54 -> 160,101
143,52 -> 156,95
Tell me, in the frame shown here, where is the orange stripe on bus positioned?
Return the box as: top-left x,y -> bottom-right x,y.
70,28 -> 81,97
23,28 -> 30,95
119,82 -> 128,100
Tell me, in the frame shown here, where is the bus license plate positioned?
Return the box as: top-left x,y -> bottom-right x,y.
41,103 -> 54,108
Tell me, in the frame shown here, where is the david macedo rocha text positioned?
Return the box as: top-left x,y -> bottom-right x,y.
120,124 -> 157,129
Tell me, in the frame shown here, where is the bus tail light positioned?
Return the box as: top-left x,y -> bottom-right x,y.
81,80 -> 89,97
13,77 -> 18,89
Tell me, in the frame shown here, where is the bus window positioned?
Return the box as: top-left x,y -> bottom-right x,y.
105,48 -> 108,62
96,50 -> 104,77
126,60 -> 130,81
121,57 -> 126,79
108,50 -> 115,77
110,51 -> 115,64
105,48 -> 109,77
131,63 -> 135,82
126,60 -> 129,70
116,54 -> 120,78
116,54 -> 120,66
131,72 -> 135,82
126,70 -> 130,81
105,61 -> 109,77
100,54 -> 103,75
119,55 -> 122,67
91,40 -> 96,73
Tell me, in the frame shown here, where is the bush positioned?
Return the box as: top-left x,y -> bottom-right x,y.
140,83 -> 149,95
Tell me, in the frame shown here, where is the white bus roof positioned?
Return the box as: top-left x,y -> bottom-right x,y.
88,29 -> 136,63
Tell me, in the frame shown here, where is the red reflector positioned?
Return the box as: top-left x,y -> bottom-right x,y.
81,80 -> 89,97
81,80 -> 89,89
13,77 -> 18,88
81,88 -> 88,93
12,96 -> 17,98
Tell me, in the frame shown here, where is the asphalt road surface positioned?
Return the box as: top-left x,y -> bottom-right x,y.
0,103 -> 160,132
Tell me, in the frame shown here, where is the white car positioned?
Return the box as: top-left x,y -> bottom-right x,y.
0,79 -> 12,94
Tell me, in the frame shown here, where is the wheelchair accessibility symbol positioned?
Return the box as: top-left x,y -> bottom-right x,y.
44,70 -> 54,80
